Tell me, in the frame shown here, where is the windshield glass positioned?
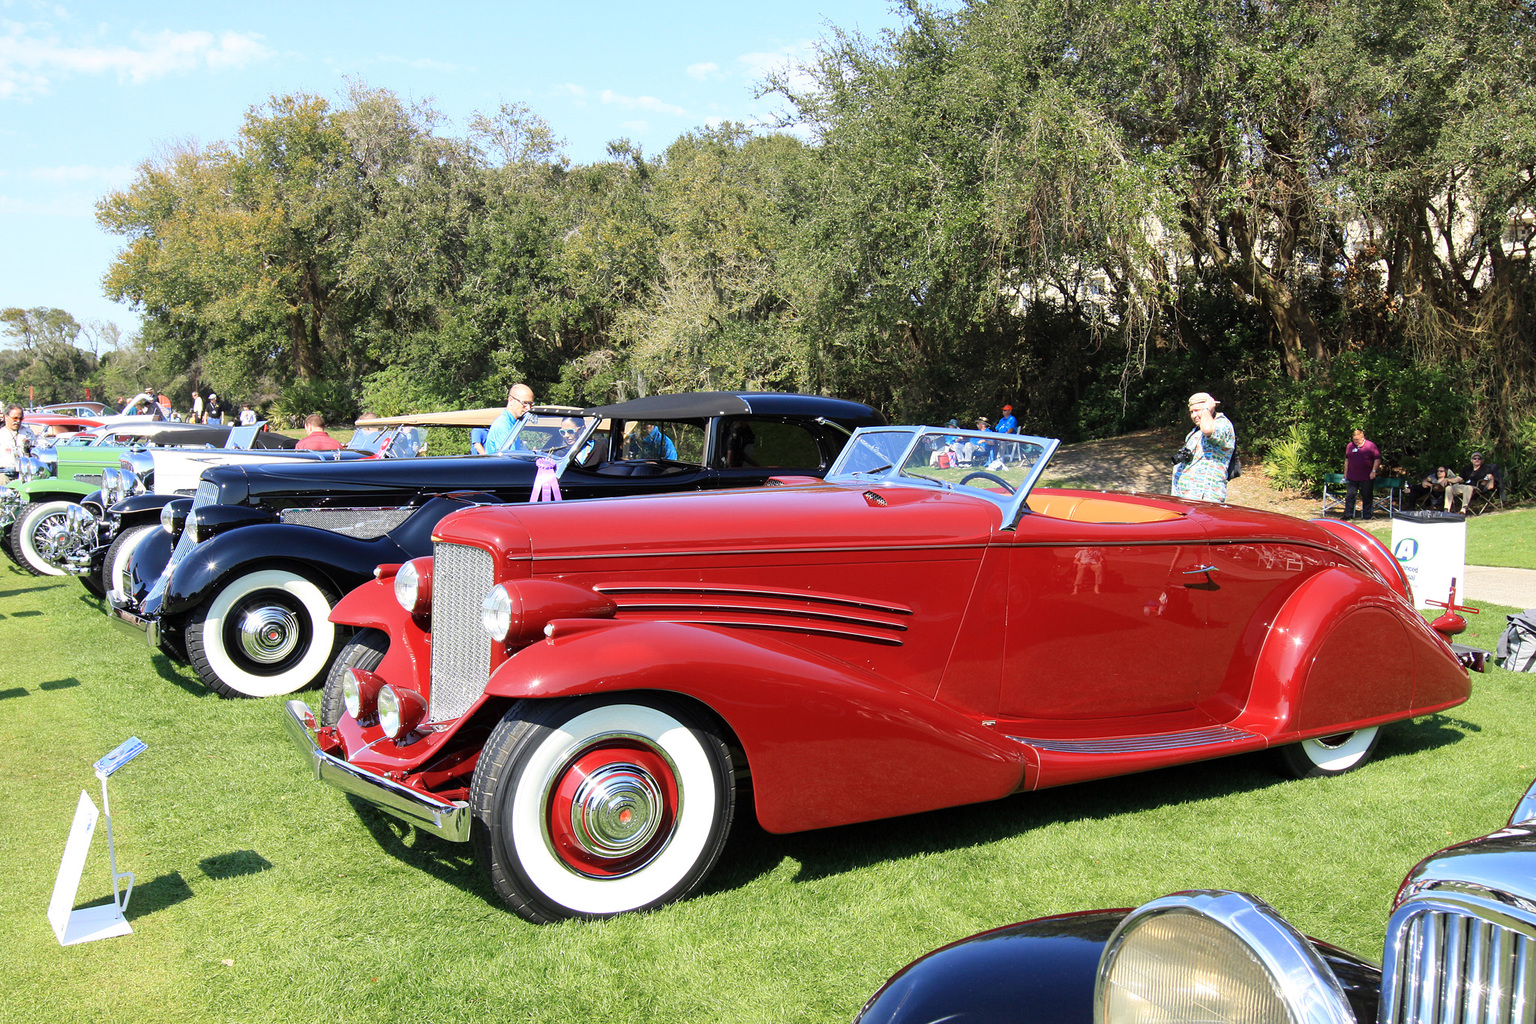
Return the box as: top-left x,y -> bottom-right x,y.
504,413 -> 591,457
829,426 -> 1058,513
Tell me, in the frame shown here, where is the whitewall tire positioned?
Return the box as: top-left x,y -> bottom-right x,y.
105,524 -> 157,602
9,500 -> 74,576
1275,726 -> 1381,778
470,697 -> 736,923
186,569 -> 340,699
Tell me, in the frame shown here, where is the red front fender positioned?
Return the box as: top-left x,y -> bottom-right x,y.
488,620 -> 1028,834
329,576 -> 432,701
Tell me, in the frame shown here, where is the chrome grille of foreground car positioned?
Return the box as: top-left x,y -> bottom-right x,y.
429,541 -> 494,722
1381,891 -> 1536,1024
195,479 -> 218,507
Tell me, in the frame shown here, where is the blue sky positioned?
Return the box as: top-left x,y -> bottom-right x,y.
0,0 -> 911,342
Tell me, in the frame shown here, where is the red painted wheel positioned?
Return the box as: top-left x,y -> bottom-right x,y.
470,696 -> 735,923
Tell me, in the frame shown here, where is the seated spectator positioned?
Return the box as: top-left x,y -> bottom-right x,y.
1446,453 -> 1501,512
1408,466 -> 1459,511
295,413 -> 343,451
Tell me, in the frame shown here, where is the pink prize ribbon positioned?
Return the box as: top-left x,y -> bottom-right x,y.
532,456 -> 563,502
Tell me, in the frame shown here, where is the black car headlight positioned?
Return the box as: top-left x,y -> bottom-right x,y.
160,499 -> 192,537
1095,891 -> 1355,1024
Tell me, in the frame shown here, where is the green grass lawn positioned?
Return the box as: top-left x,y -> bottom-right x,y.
2,561 -> 1531,1023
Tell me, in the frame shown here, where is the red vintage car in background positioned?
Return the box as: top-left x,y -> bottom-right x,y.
284,425 -> 1472,923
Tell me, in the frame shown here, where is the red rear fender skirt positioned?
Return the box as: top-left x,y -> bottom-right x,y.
489,620 -> 1028,834
1232,567 -> 1470,738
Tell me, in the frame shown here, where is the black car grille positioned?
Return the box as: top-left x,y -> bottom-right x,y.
428,541 -> 494,722
1381,892 -> 1536,1023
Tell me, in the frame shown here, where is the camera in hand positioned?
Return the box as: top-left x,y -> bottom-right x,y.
1171,447 -> 1192,465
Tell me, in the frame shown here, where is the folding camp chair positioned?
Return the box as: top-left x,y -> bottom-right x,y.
1321,473 -> 1346,515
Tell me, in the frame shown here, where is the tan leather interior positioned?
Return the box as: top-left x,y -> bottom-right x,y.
1028,494 -> 1183,524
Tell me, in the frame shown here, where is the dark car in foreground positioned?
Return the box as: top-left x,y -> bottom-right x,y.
855,777 -> 1536,1024
282,423 -> 1470,924
109,392 -> 883,698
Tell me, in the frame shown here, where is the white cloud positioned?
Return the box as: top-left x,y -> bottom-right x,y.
685,61 -> 719,82
553,82 -> 588,106
0,19 -> 272,98
598,89 -> 685,117
619,119 -> 649,135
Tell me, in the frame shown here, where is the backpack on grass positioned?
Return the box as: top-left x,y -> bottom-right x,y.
1497,610 -> 1536,673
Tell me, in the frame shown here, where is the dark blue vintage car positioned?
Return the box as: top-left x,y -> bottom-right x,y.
107,392 -> 883,699
856,779 -> 1536,1024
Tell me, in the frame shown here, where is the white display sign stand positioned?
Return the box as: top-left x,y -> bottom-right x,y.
48,737 -> 145,946
1391,512 -> 1467,609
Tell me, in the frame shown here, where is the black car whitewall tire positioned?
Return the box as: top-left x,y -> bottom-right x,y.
186,568 -> 341,699
470,697 -> 736,923
1275,726 -> 1381,778
9,500 -> 74,576
104,524 -> 157,601
319,628 -> 388,727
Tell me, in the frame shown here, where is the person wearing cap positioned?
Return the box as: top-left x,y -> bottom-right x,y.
996,404 -> 1018,435
1342,428 -> 1382,519
1171,392 -> 1236,503
1446,452 -> 1501,512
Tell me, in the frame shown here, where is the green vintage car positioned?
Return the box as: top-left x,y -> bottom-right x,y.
0,421 -> 295,583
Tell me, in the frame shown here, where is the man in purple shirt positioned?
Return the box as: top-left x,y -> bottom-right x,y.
1343,428 -> 1382,519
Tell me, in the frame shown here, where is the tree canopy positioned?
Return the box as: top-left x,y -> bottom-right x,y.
7,0 -> 1530,487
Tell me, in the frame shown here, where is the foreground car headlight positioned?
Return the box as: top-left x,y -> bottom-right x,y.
37,450 -> 56,478
481,584 -> 513,641
377,684 -> 427,739
394,557 -> 433,616
1095,891 -> 1355,1024
102,468 -> 121,504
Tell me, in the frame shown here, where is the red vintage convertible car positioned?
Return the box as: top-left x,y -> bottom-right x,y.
283,425 -> 1472,923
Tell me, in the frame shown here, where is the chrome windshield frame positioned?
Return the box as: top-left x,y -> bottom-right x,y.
827,425 -> 1060,526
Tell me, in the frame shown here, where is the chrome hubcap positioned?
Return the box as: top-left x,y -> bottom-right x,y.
569,763 -> 665,858
237,605 -> 301,663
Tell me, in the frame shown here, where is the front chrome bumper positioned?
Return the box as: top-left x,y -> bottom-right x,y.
282,700 -> 471,843
106,590 -> 161,649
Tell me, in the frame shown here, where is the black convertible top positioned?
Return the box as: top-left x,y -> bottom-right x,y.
583,391 -> 882,423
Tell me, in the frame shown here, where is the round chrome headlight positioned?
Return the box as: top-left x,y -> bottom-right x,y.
1096,891 -> 1355,1024
377,684 -> 427,739
159,501 -> 191,537
481,584 -> 514,641
102,468 -> 120,504
36,450 -> 56,478
394,557 -> 433,616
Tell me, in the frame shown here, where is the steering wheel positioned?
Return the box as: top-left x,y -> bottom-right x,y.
961,470 -> 1016,494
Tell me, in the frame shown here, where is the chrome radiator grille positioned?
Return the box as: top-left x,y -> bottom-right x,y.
279,506 -> 414,539
428,541 -> 494,722
1382,893 -> 1536,1024
194,480 -> 218,508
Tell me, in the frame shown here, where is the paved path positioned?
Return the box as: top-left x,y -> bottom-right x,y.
1463,565 -> 1536,609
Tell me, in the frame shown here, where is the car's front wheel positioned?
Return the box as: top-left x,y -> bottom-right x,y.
1274,726 -> 1381,778
470,696 -> 736,923
8,500 -> 74,576
185,568 -> 342,699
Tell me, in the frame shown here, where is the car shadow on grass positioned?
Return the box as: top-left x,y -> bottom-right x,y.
149,653 -> 211,697
346,796 -> 497,904
703,711 -> 1472,894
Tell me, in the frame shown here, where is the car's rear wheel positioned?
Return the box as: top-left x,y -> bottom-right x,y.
104,524 -> 157,601
186,568 -> 341,699
319,628 -> 388,727
470,696 -> 735,923
1274,726 -> 1381,778
9,500 -> 73,576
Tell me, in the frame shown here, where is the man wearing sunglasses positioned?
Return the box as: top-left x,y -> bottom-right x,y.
485,383 -> 535,453
1,405 -> 34,485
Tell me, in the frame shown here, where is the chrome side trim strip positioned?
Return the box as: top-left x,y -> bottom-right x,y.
593,582 -> 912,616
281,700 -> 471,843
1008,725 -> 1257,753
